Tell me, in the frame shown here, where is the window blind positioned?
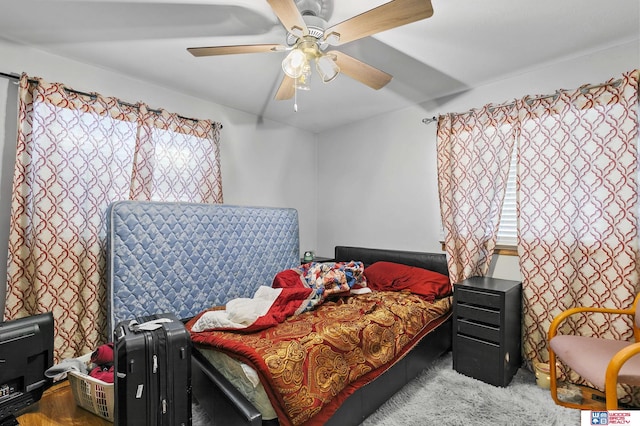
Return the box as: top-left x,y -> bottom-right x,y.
497,145 -> 517,247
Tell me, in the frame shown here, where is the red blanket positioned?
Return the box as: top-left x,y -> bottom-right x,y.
190,261 -> 367,333
187,292 -> 452,426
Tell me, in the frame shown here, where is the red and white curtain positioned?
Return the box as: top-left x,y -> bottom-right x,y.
437,69 -> 639,380
437,104 -> 517,283
4,75 -> 223,361
518,70 -> 640,371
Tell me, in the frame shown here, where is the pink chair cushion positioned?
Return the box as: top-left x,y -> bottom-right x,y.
550,335 -> 640,389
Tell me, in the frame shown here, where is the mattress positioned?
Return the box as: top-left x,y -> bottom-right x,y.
197,347 -> 278,420
106,201 -> 300,333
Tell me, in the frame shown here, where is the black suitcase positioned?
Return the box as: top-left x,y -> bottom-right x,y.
114,313 -> 192,426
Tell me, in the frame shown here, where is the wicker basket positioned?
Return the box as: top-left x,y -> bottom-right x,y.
67,353 -> 115,422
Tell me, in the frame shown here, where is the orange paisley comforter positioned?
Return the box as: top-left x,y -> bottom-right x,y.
187,291 -> 452,426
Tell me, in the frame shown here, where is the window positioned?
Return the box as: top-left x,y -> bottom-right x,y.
496,145 -> 517,248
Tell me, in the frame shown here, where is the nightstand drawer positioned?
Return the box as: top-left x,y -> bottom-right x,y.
456,303 -> 501,326
455,288 -> 502,308
456,318 -> 500,343
453,334 -> 501,385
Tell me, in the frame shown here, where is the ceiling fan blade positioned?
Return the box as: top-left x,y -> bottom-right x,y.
267,0 -> 308,37
332,51 -> 392,90
188,44 -> 284,57
275,75 -> 296,100
323,0 -> 434,46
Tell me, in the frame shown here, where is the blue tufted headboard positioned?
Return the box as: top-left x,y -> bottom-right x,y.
106,201 -> 300,334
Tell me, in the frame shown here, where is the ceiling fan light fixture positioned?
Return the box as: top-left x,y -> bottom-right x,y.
316,54 -> 339,83
295,63 -> 312,90
282,49 -> 307,78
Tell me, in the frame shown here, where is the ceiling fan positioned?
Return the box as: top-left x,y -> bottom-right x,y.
187,0 -> 434,101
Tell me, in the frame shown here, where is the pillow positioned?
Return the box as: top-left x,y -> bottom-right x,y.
364,261 -> 451,300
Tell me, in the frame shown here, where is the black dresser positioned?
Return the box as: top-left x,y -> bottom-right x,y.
452,276 -> 522,387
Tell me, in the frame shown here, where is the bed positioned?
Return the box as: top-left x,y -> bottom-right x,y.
106,201 -> 452,426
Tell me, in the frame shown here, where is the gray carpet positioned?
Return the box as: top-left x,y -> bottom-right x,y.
360,352 -> 579,426
192,352 -> 580,425
191,397 -> 211,425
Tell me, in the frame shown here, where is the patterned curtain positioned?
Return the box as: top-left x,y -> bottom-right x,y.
518,70 -> 640,377
437,105 -> 517,282
4,75 -> 223,361
131,105 -> 223,202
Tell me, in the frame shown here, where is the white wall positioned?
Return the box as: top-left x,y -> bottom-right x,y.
0,39 -> 318,316
316,40 -> 639,281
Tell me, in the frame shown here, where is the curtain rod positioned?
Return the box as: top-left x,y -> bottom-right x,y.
0,71 -> 220,127
422,79 -> 622,125
0,71 -> 20,81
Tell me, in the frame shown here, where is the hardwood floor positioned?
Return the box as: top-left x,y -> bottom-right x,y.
15,381 -> 111,426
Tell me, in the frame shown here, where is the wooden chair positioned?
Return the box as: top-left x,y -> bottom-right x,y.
548,293 -> 640,410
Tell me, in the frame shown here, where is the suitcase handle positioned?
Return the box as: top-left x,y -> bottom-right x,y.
129,318 -> 173,332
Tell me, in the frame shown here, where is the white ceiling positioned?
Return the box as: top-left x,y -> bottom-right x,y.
1,0 -> 638,133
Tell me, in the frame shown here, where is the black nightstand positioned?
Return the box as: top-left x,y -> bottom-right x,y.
452,276 -> 522,387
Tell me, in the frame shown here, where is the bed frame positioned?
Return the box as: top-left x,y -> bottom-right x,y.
191,246 -> 452,426
106,201 -> 451,426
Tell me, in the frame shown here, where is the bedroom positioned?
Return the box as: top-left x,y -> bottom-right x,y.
0,0 -> 638,424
